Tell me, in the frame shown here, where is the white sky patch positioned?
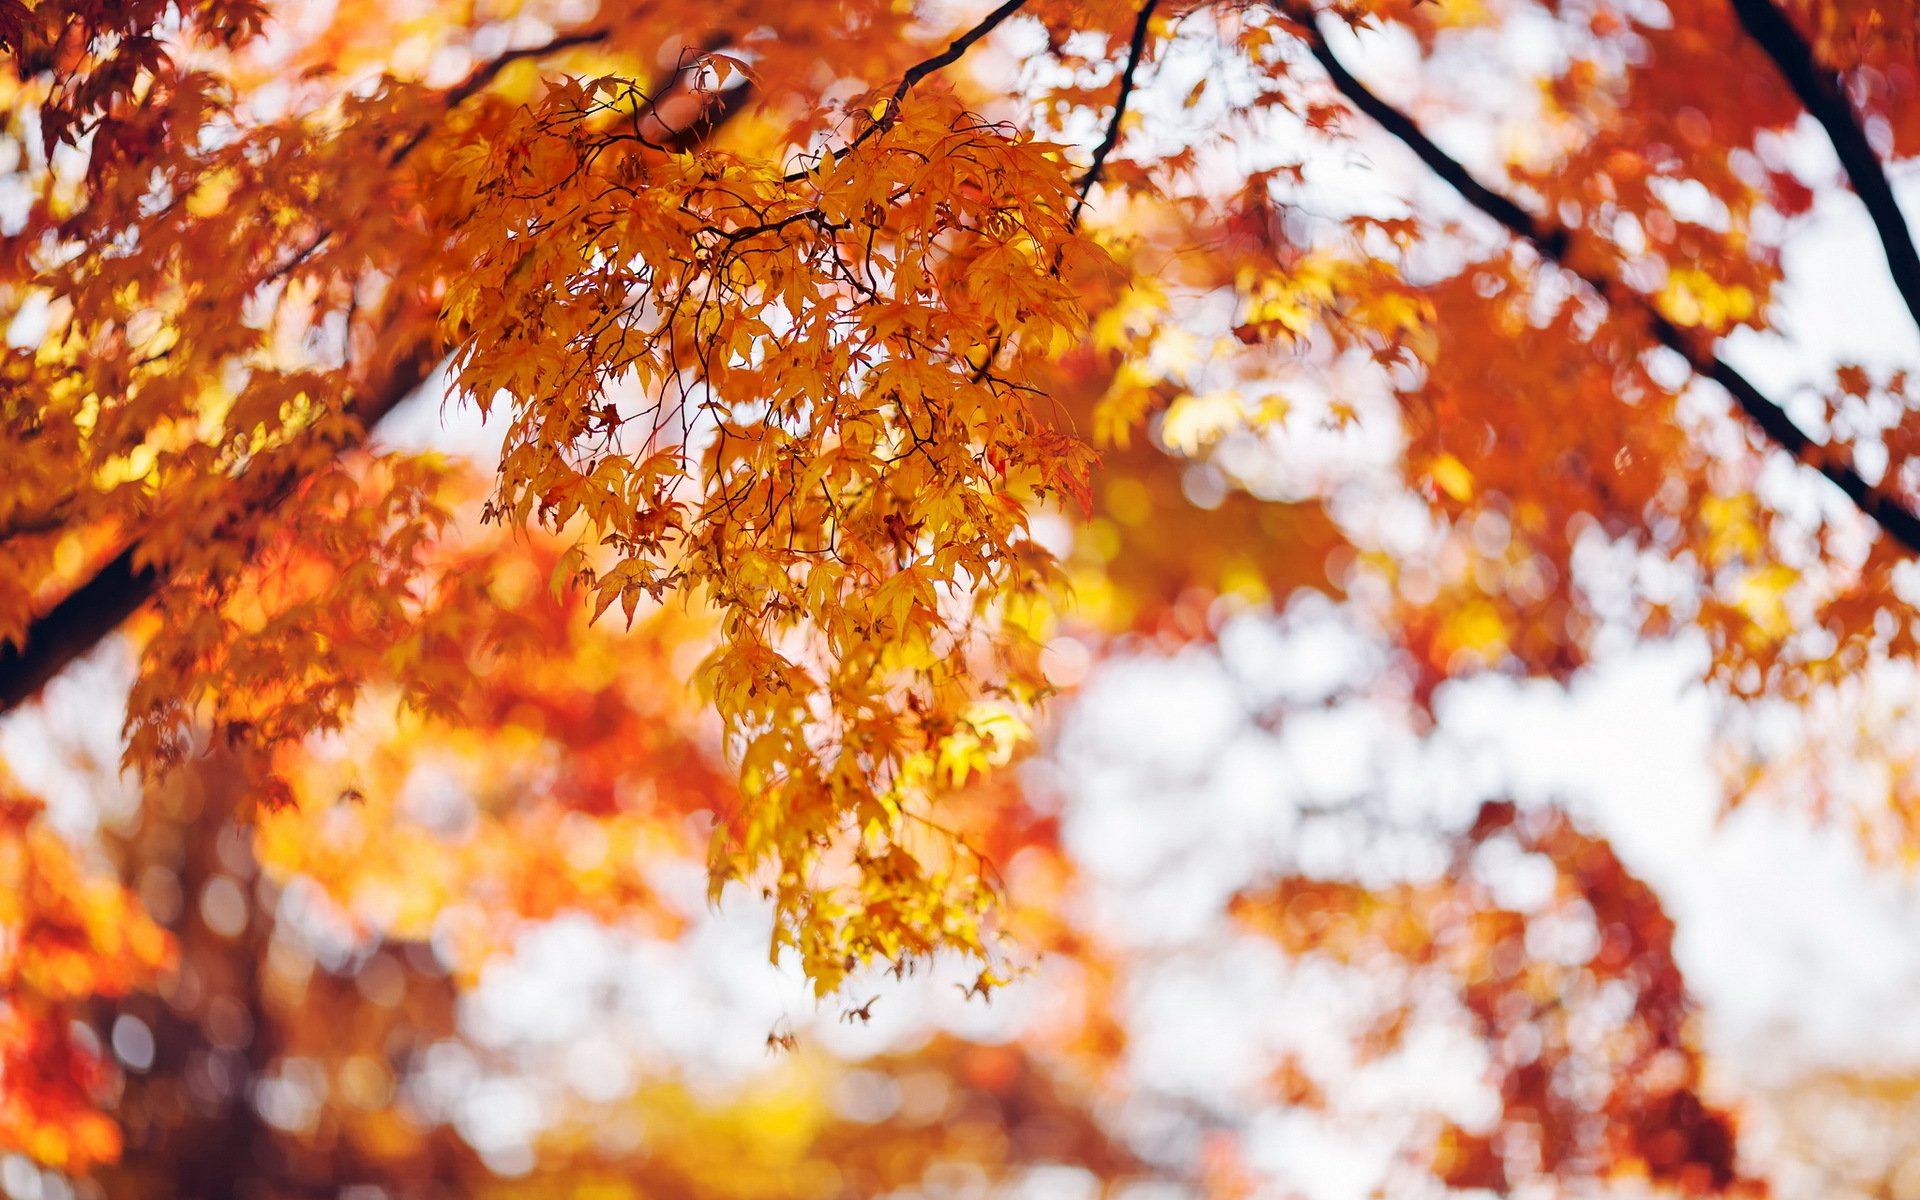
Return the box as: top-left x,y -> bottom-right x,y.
1434,647 -> 1920,1072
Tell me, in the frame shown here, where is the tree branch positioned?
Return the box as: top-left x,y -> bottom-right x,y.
0,85 -> 751,718
445,26 -> 614,110
893,0 -> 1032,103
0,341 -> 436,714
1070,0 -> 1160,229
1729,0 -> 1920,342
783,0 -> 1032,181
2,24 -> 625,557
0,548 -> 151,713
1281,4 -> 1920,556
387,25 -> 615,164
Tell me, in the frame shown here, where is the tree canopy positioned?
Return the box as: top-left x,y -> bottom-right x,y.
3,0 -> 1920,1194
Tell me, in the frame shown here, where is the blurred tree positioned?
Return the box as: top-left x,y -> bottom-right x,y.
4,0 -> 1920,1194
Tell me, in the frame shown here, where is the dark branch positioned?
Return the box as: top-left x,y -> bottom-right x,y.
893,0 -> 1031,102
1070,0 -> 1160,229
650,64 -> 757,145
444,26 -> 613,110
1282,3 -> 1920,556
0,548 -> 152,713
0,87 -> 750,718
387,25 -> 615,163
783,0 -> 1032,181
0,500 -> 75,543
0,341 -> 436,715
1729,0 -> 1920,341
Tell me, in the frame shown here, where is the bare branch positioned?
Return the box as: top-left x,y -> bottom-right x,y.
892,0 -> 1031,106
386,25 -> 615,163
444,26 -> 614,110
0,500 -> 76,544
1070,0 -> 1160,230
783,0 -> 1032,182
1280,2 -> 1920,555
1729,0 -> 1920,342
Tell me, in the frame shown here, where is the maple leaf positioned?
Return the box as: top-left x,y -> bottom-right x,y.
4,0 -> 1920,1191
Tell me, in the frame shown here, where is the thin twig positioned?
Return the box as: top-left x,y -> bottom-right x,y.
387,26 -> 614,163
1071,0 -> 1160,230
783,0 -> 1032,182
890,0 -> 1032,110
447,26 -> 614,109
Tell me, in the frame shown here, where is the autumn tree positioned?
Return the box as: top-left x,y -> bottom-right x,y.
3,0 -> 1920,1193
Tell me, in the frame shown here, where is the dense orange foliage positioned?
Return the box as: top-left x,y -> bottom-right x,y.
4,0 -> 1920,1194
